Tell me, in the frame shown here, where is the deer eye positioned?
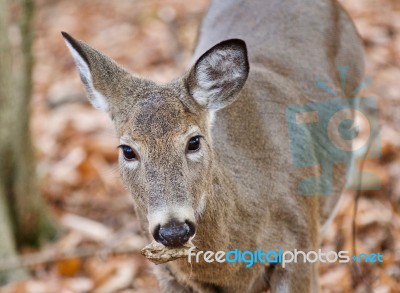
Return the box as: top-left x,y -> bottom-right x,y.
186,136 -> 201,153
119,145 -> 138,161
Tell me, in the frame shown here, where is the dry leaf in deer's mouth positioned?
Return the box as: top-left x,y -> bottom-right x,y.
141,241 -> 196,265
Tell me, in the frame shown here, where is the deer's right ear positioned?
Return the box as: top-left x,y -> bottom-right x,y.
62,32 -> 129,112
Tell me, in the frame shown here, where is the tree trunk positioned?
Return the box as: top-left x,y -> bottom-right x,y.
0,0 -> 56,283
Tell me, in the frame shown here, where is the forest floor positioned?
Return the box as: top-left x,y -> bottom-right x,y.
1,0 -> 400,292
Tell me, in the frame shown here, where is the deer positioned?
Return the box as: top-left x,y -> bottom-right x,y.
62,0 -> 364,291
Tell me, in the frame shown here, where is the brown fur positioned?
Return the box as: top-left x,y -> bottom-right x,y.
63,0 -> 364,292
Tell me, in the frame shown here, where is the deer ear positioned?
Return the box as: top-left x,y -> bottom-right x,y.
186,39 -> 249,111
62,32 -> 129,112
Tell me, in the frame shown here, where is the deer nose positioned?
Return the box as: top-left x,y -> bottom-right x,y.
154,220 -> 196,247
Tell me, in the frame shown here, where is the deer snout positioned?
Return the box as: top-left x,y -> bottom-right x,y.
153,220 -> 196,247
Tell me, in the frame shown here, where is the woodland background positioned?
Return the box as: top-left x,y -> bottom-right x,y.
0,0 -> 399,292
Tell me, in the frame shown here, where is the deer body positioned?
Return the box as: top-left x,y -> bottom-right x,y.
63,0 -> 364,292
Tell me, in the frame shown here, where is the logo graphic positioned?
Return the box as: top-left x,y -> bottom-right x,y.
188,248 -> 383,268
286,66 -> 381,196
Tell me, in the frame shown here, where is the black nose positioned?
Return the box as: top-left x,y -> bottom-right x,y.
154,220 -> 196,247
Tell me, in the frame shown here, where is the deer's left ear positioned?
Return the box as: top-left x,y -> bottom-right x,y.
186,39 -> 249,111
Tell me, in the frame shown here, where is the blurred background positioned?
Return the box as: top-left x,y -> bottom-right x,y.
0,0 -> 399,292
